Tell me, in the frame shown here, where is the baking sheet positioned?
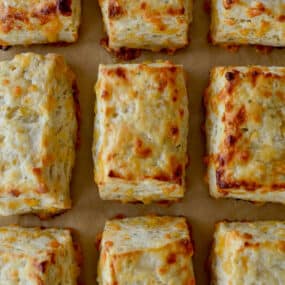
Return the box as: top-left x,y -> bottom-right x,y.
1,0 -> 285,284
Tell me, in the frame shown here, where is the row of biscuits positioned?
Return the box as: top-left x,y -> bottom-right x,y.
0,1 -> 284,53
1,217 -> 285,284
0,53 -> 284,217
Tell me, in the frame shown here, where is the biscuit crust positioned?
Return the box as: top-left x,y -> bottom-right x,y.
205,66 -> 285,204
211,221 -> 285,285
99,0 -> 192,52
210,0 -> 285,47
0,225 -> 80,285
0,53 -> 78,216
93,62 -> 189,203
0,0 -> 81,47
98,216 -> 195,285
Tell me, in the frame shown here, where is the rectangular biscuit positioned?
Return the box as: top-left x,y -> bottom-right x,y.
211,221 -> 285,284
0,226 -> 80,284
0,0 -> 81,47
93,62 -> 189,203
210,0 -> 285,46
0,53 -> 78,216
98,216 -> 195,285
99,0 -> 193,52
205,66 -> 285,204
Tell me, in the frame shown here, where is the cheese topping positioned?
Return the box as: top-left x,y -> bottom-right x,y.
205,66 -> 285,204
211,0 -> 285,46
0,53 -> 78,216
98,216 -> 195,285
0,226 -> 80,285
0,0 -> 81,46
99,0 -> 192,51
93,62 -> 189,203
211,221 -> 285,285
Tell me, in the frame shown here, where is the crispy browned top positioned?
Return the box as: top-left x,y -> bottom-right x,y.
0,0 -> 72,34
206,66 -> 285,193
94,63 -> 189,187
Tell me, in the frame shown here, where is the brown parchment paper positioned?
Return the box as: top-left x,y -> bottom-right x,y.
1,1 -> 285,284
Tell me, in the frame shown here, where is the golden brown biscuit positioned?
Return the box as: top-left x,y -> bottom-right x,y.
205,66 -> 285,204
98,216 -> 195,285
211,221 -> 285,284
93,62 -> 189,203
0,0 -> 81,47
0,53 -> 78,216
0,225 -> 80,285
99,0 -> 192,53
210,0 -> 285,47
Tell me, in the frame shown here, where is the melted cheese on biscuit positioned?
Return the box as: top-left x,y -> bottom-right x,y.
0,0 -> 81,46
0,53 -> 78,216
93,62 -> 189,203
211,221 -> 285,285
0,226 -> 80,285
98,216 -> 195,285
99,0 -> 192,51
205,66 -> 285,204
211,0 -> 285,46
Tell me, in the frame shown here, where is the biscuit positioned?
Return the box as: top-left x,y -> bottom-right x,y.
93,62 -> 189,203
0,225 -> 80,285
210,0 -> 285,47
99,0 -> 192,52
205,66 -> 285,204
211,221 -> 285,284
0,0 -> 81,47
0,53 -> 78,216
98,216 -> 195,285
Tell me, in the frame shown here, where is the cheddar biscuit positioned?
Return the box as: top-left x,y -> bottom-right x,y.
210,0 -> 285,47
205,66 -> 285,204
93,62 -> 189,203
98,216 -> 195,285
0,226 -> 80,284
99,0 -> 193,53
0,53 -> 78,216
211,221 -> 285,284
0,0 -> 81,47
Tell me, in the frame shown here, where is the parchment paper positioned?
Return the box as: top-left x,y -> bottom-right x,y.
1,1 -> 285,284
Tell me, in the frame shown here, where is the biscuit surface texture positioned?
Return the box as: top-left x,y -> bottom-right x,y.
211,221 -> 285,285
0,52 -> 78,216
211,0 -> 285,46
205,66 -> 285,204
0,0 -> 81,46
0,225 -> 80,285
99,0 -> 192,51
93,62 -> 189,203
98,216 -> 195,285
